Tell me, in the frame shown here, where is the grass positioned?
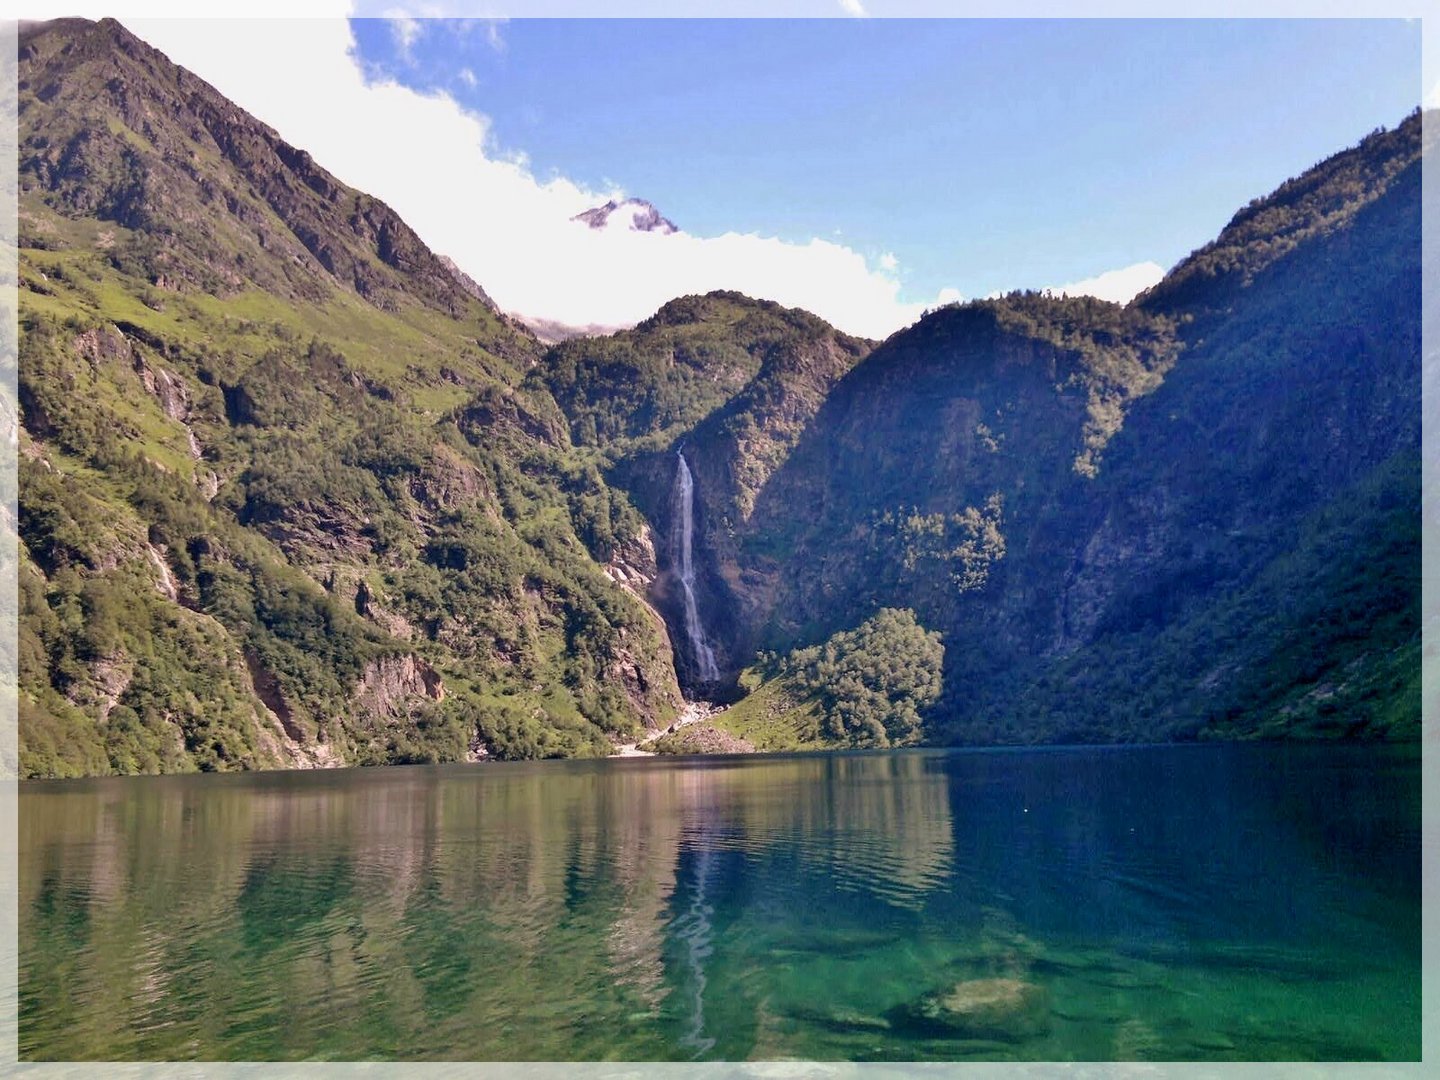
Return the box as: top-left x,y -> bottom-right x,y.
710,669 -> 830,752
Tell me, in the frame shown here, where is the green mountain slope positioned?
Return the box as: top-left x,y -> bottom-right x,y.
532,291 -> 871,453
16,17 -> 1421,775
578,113 -> 1421,747
17,18 -> 684,777
533,292 -> 871,682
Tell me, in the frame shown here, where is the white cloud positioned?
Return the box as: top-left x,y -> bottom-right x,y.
838,0 -> 868,17
1047,261 -> 1166,304
878,252 -> 898,272
125,15 -> 939,339
457,66 -> 477,88
386,14 -> 423,60
1424,80 -> 1440,110
482,17 -> 506,53
935,287 -> 964,306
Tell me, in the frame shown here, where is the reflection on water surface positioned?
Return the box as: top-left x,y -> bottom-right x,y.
20,745 -> 1420,1061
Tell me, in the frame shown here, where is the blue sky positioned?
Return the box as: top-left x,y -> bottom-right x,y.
350,17 -> 1421,306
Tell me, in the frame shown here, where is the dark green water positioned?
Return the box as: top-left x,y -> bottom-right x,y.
19,744 -> 1420,1061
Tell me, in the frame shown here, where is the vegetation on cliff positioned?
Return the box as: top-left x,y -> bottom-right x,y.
14,18 -> 1422,776
16,18 -> 681,777
531,291 -> 870,459
715,609 -> 944,751
567,112 -> 1422,750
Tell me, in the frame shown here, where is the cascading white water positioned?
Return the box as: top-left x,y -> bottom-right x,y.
674,450 -> 721,684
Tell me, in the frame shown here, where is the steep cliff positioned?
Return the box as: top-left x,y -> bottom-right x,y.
722,113 -> 1421,743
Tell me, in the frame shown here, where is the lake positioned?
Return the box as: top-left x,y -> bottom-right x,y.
18,744 -> 1420,1061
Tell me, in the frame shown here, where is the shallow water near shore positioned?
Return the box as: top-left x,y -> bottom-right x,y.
19,743 -> 1419,1061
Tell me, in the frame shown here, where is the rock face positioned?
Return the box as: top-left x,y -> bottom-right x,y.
602,526 -> 684,729
438,254 -> 500,312
895,978 -> 1050,1041
355,655 -> 445,718
243,648 -> 344,770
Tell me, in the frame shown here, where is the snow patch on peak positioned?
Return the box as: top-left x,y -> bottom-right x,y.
573,197 -> 678,235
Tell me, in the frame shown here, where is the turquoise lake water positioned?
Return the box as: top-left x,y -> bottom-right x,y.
19,743 -> 1420,1061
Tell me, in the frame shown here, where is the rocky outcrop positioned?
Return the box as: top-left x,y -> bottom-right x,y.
353,578 -> 418,641
72,324 -> 131,367
465,729 -> 490,762
408,442 -> 489,514
644,722 -> 755,755
438,254 -> 499,311
89,653 -> 134,722
455,385 -> 569,448
243,648 -> 301,742
607,638 -> 675,731
354,654 -> 445,719
135,358 -> 190,424
604,523 -> 660,593
237,645 -> 339,767
71,323 -> 217,484
604,526 -> 684,729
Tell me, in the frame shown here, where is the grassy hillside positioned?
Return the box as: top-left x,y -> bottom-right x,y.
17,18 -> 683,777
711,608 -> 943,751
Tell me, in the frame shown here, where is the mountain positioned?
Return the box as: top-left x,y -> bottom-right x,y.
15,16 -> 1422,778
515,197 -> 681,340
603,112 -> 1421,748
573,197 -> 679,234
16,18 -> 686,777
531,290 -> 873,683
437,254 -> 501,313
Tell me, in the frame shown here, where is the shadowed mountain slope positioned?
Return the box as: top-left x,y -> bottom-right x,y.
561,113 -> 1422,748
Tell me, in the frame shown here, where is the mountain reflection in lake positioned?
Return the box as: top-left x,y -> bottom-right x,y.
20,745 -> 1419,1061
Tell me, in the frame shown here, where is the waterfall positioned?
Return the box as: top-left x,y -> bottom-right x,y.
673,450 -> 720,684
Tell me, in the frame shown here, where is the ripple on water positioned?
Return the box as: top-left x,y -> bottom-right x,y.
18,745 -> 1421,1061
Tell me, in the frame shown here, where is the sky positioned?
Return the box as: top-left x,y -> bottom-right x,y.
350,18 -> 1421,309
82,10 -> 1426,336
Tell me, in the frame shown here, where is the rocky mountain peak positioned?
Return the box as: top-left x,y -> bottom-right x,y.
573,197 -> 678,235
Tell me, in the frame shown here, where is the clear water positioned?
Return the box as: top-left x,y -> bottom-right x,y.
19,744 -> 1420,1061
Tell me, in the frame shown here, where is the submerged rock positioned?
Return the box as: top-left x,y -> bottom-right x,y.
786,1004 -> 893,1035
894,977 -> 1050,1041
